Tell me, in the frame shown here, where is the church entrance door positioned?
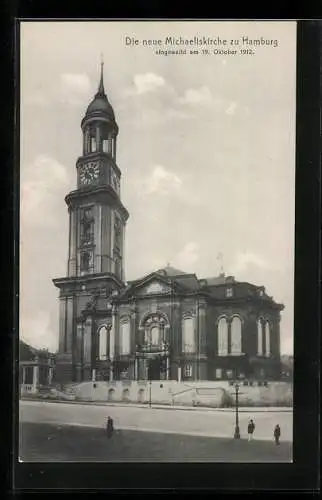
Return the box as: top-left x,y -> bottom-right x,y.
148,357 -> 167,381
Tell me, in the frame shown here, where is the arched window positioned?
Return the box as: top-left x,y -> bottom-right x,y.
230,316 -> 242,355
120,320 -> 130,355
140,312 -> 170,348
98,325 -> 108,360
265,321 -> 271,357
150,325 -> 159,345
182,317 -> 195,353
257,319 -> 263,355
218,317 -> 228,356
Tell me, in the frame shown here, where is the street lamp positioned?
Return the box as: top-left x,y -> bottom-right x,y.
233,383 -> 240,439
147,359 -> 152,408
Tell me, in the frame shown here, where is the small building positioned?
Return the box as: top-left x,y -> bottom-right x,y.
19,340 -> 55,396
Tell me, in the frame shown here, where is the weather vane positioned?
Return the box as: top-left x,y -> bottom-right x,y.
217,252 -> 224,275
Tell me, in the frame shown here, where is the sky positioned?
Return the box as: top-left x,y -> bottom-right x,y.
20,21 -> 297,354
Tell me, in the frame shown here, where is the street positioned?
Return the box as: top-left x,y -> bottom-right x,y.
19,400 -> 293,442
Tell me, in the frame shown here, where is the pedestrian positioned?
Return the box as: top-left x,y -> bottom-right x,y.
106,415 -> 114,439
274,424 -> 281,445
247,419 -> 255,442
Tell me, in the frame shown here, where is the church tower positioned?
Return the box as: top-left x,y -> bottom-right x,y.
53,62 -> 129,382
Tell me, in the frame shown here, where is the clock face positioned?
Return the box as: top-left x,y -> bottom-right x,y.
79,162 -> 100,185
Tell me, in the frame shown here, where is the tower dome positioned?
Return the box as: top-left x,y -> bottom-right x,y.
82,59 -> 116,126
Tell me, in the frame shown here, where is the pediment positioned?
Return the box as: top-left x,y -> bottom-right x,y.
135,279 -> 171,296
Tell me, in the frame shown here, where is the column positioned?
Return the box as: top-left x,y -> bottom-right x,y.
84,318 -> 92,363
87,130 -> 91,153
178,365 -> 182,382
135,357 -> 139,380
84,128 -> 89,154
108,134 -> 113,155
48,366 -> 53,386
96,125 -> 100,152
109,306 -> 116,381
92,369 -> 96,382
22,366 -> 26,384
83,128 -> 86,154
66,297 -> 74,353
68,210 -> 77,276
198,303 -> 207,355
166,356 -> 170,380
32,365 -> 39,393
96,205 -> 102,273
58,298 -> 67,353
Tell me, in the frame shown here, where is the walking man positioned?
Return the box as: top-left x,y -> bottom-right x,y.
106,415 -> 114,439
274,424 -> 281,445
247,419 -> 255,442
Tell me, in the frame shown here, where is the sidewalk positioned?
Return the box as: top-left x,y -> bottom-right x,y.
20,397 -> 293,413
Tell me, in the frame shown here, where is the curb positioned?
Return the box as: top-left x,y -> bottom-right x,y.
20,398 -> 293,413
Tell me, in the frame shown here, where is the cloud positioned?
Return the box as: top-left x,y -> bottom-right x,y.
20,155 -> 70,226
60,73 -> 91,94
179,86 -> 215,105
128,73 -> 166,95
140,165 -> 182,195
230,252 -> 272,275
25,90 -> 50,107
20,311 -> 56,351
174,242 -> 200,269
225,101 -> 237,116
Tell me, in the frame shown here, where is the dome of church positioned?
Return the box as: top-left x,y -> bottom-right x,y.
83,61 -> 116,122
86,95 -> 115,120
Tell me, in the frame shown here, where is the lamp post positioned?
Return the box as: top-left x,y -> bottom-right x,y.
233,383 -> 240,439
148,359 -> 152,408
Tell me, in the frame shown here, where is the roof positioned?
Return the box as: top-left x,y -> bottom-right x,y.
20,340 -> 37,361
19,339 -> 54,361
201,274 -> 236,286
86,95 -> 115,120
155,266 -> 188,277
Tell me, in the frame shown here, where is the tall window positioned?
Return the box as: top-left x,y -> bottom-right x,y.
90,137 -> 96,152
184,364 -> 192,378
182,317 -> 195,353
103,139 -> 109,153
150,325 -> 159,345
230,316 -> 242,355
218,317 -> 228,355
141,313 -> 169,348
257,319 -> 263,355
120,321 -> 130,355
265,321 -> 271,357
98,326 -> 108,360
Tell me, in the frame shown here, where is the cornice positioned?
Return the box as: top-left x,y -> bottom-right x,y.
65,186 -> 129,221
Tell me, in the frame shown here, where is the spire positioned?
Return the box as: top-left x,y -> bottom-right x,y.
96,53 -> 106,97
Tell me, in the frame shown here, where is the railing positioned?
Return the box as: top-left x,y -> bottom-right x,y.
21,384 -> 34,393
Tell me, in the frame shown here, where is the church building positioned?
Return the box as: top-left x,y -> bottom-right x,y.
53,64 -> 284,384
